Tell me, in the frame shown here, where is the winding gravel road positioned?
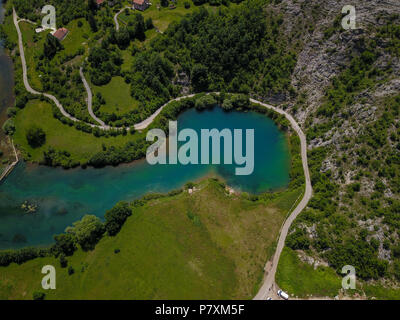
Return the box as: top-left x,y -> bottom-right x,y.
79,67 -> 109,128
13,9 -> 313,292
114,6 -> 131,31
252,98 -> 313,300
13,9 -> 81,123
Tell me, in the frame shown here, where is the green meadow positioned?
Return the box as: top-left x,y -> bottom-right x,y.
13,99 -> 141,163
91,76 -> 140,116
118,0 -> 202,33
0,179 -> 298,299
276,247 -> 342,298
19,21 -> 46,91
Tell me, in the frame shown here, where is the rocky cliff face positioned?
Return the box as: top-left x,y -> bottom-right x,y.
270,0 -> 400,124
270,0 -> 400,290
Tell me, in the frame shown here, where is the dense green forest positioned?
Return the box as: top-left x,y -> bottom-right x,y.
149,5 -> 296,95
11,0 -> 87,24
121,2 -> 296,124
4,0 -> 296,128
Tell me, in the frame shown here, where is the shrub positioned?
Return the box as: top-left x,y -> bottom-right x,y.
286,228 -> 310,250
6,107 -> 17,118
2,119 -> 15,135
65,215 -> 104,251
325,239 -> 388,279
195,95 -> 216,110
394,260 -> 400,281
221,98 -> 233,111
185,182 -> 195,189
33,291 -> 46,300
68,266 -> 74,275
105,202 -> 132,236
145,18 -> 154,30
53,233 -> 77,256
59,253 -> 68,268
26,125 -> 46,148
0,247 -> 50,267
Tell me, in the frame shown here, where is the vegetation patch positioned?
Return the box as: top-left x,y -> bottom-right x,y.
276,247 -> 342,298
0,178 -> 300,299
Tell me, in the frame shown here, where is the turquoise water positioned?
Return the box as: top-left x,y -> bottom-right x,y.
0,107 -> 290,249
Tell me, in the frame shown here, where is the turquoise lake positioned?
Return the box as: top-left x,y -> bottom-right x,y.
0,0 -> 289,249
0,107 -> 291,249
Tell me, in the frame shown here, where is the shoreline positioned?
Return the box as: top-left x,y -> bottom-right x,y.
3,6 -> 311,299
0,137 -> 19,183
0,0 -> 17,183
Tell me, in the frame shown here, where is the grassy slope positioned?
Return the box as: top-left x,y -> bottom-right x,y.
0,179 -> 296,300
362,284 -> 400,300
12,99 -> 141,162
92,76 -> 140,116
19,21 -> 45,92
276,247 -> 342,298
276,247 -> 400,300
119,0 -> 203,33
61,18 -> 91,57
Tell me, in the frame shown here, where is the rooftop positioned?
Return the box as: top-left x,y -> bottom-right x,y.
53,28 -> 68,41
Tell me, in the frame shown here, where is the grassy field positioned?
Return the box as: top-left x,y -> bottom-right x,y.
362,283 -> 400,300
0,179 -> 296,300
275,247 -> 400,300
118,1 -> 198,33
19,21 -> 45,92
61,18 -> 92,57
12,99 -> 141,163
276,247 -> 342,298
91,76 -> 140,116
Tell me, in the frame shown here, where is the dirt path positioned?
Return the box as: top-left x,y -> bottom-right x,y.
114,6 -> 132,31
13,8 -> 81,124
79,67 -> 109,128
252,98 -> 313,300
133,94 -> 195,130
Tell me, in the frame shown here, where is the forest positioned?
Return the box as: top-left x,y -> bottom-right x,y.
4,0 -> 297,129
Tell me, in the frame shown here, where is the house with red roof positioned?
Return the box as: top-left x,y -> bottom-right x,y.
52,28 -> 69,41
133,0 -> 150,11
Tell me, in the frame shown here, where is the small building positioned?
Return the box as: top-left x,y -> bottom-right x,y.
96,0 -> 106,7
52,28 -> 69,41
133,0 -> 150,11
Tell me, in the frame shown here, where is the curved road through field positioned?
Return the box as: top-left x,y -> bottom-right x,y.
14,9 -> 313,294
79,67 -> 109,128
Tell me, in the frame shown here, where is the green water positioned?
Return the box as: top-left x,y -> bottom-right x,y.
0,107 -> 290,249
